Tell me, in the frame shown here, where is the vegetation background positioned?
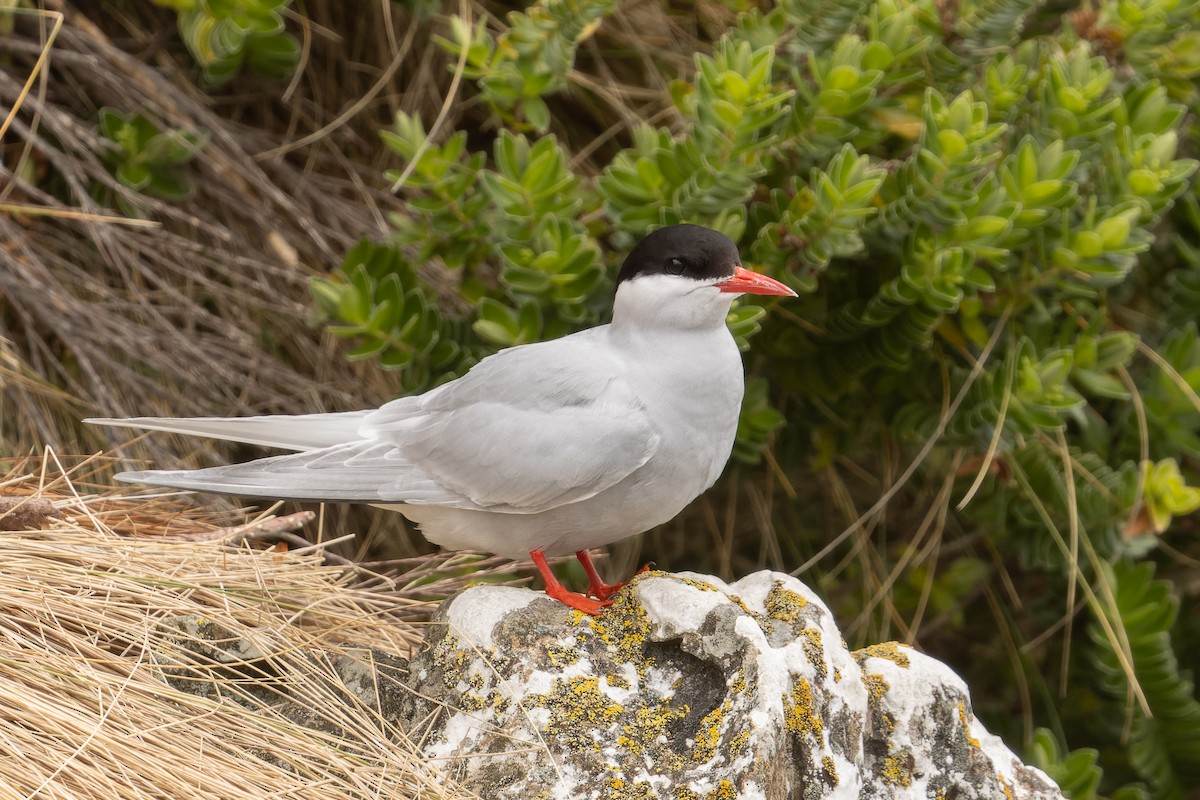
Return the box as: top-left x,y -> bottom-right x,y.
1,0 -> 1199,797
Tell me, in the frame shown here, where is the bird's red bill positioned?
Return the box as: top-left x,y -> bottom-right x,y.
716,266 -> 797,297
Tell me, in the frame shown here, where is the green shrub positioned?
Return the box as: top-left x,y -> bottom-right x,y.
149,0 -> 300,84
311,0 -> 1200,795
97,108 -> 209,215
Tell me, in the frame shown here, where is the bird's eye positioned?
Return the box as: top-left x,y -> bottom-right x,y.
666,257 -> 686,275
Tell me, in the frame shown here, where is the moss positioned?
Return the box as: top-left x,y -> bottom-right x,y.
783,677 -> 822,739
853,641 -> 911,668
764,582 -> 808,622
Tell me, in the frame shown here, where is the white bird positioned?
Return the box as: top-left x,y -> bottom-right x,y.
88,224 -> 796,614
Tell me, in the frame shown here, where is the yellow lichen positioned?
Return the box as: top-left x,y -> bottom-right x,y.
958,701 -> 981,748
821,755 -> 839,786
862,671 -> 889,704
432,634 -> 471,689
798,627 -> 827,679
679,576 -> 723,593
545,642 -> 579,668
764,583 -> 808,622
706,779 -> 737,800
487,688 -> 511,714
998,775 -> 1015,800
853,641 -> 911,668
671,786 -> 701,800
589,587 -> 651,665
606,672 -> 630,690
783,678 -> 822,739
602,777 -> 656,800
728,670 -> 747,694
728,728 -> 751,757
458,692 -> 485,711
833,667 -> 841,683
524,675 -> 623,752
690,699 -> 731,763
616,703 -> 688,771
882,753 -> 912,787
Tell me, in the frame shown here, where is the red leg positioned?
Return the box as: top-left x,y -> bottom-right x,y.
575,550 -> 629,601
577,550 -> 656,599
530,549 -> 610,615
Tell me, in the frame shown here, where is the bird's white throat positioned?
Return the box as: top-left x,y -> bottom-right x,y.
611,273 -> 738,333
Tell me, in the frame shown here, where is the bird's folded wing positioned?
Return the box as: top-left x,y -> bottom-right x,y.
361,336 -> 662,510
113,400 -> 659,513
109,338 -> 662,513
86,412 -> 371,451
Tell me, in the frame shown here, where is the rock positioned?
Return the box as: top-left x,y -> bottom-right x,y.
398,571 -> 1063,800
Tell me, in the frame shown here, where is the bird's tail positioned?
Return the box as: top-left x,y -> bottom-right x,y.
85,411 -> 371,452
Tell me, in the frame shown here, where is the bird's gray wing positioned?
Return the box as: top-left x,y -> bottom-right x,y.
358,334 -> 661,511
115,333 -> 661,513
86,411 -> 371,451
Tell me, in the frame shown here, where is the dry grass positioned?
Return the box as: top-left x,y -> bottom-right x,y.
0,3 -> 424,461
0,453 -> 532,799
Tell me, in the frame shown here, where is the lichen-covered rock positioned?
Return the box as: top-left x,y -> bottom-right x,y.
398,571 -> 1063,800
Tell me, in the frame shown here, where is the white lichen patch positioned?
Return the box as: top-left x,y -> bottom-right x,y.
634,574 -> 729,637
444,586 -> 541,649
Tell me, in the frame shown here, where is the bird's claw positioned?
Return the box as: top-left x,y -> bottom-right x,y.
584,561 -> 655,600
545,584 -> 614,616
585,578 -> 627,602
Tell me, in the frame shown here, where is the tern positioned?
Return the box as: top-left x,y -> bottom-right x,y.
88,224 -> 796,614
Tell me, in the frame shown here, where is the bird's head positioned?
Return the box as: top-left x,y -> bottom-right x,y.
613,224 -> 796,330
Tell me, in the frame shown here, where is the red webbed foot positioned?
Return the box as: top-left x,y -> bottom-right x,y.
530,548 -> 613,616
575,549 -> 629,601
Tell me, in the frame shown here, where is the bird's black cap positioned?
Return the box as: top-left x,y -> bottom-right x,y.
616,224 -> 741,287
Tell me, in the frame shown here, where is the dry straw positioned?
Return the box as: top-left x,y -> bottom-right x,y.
0,453 -> 483,800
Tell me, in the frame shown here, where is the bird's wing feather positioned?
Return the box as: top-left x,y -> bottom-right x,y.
361,334 -> 661,510
113,331 -> 662,513
115,442 -> 467,505
86,412 -> 371,451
